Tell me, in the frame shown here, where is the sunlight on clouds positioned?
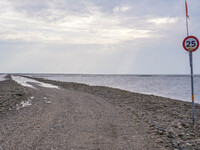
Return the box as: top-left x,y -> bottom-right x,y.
1,0 -> 199,74
113,6 -> 131,13
0,1 -> 151,44
148,17 -> 177,25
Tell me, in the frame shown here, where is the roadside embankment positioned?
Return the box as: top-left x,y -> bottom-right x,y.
0,75 -> 30,114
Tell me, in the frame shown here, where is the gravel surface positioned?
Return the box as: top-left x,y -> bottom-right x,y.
0,75 -> 29,114
1,75 -> 200,149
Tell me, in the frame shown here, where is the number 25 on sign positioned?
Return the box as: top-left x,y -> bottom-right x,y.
183,36 -> 199,52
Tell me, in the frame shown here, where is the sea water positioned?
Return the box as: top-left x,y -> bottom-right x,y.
0,74 -> 7,81
25,74 -> 200,103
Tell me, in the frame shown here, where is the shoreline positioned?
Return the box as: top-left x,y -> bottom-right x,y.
22,74 -> 199,103
1,74 -> 197,104
31,75 -> 195,104
1,76 -> 200,149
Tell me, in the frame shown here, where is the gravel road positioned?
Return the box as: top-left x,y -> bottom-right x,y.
0,80 -> 161,150
2,76 -> 200,149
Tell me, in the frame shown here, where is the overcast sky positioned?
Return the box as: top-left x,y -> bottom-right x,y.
0,0 -> 200,74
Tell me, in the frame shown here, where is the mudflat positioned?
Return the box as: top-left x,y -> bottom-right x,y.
0,76 -> 200,150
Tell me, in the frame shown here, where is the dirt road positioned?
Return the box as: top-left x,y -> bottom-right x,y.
0,81 -> 160,150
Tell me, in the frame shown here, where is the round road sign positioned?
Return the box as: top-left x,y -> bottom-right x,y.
183,36 -> 199,52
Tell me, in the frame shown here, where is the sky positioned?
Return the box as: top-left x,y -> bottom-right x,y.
0,0 -> 200,74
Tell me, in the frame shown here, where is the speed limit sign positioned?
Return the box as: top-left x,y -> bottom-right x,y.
183,36 -> 199,52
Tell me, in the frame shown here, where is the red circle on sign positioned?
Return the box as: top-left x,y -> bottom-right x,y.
183,36 -> 199,52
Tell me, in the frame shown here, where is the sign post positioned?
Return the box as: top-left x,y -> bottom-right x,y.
183,36 -> 199,125
184,0 -> 199,125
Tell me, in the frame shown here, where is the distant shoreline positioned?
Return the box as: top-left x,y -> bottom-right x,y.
1,74 -> 199,103
22,74 -> 200,103
5,73 -> 200,76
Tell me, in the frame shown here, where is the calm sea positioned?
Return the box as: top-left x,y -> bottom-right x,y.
25,74 -> 200,103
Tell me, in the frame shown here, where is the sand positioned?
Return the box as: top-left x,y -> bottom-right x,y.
0,75 -> 200,150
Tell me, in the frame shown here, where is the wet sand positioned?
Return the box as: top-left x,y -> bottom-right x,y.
1,75 -> 200,149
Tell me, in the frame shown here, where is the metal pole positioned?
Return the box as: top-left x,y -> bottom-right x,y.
189,52 -> 195,125
185,0 -> 195,125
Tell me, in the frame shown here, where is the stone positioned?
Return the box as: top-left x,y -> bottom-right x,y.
186,143 -> 192,146
178,133 -> 184,137
156,138 -> 163,143
158,131 -> 164,135
168,127 -> 174,135
181,122 -> 189,128
189,133 -> 195,136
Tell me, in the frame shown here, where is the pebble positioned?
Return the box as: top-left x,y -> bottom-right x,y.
178,125 -> 182,129
156,138 -> 163,143
174,124 -> 178,128
177,122 -> 182,129
168,127 -> 174,134
181,122 -> 189,128
186,143 -> 192,146
178,133 -> 184,137
158,131 -> 164,135
190,133 -> 195,136
149,124 -> 154,128
45,100 -> 51,104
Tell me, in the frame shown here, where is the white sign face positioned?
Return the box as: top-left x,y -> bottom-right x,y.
183,36 -> 199,52
184,38 -> 198,49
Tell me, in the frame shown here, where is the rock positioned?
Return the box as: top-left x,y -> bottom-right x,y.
175,122 -> 182,129
126,107 -> 130,110
190,133 -> 195,136
182,123 -> 189,128
168,127 -> 174,135
186,134 -> 190,136
186,143 -> 192,146
167,133 -> 174,139
149,124 -> 154,128
156,138 -> 163,143
173,124 -> 178,128
178,125 -> 182,129
50,128 -> 54,131
178,133 -> 184,137
16,93 -> 23,96
158,131 -> 164,135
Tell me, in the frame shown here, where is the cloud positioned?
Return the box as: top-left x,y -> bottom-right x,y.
1,0 -> 200,74
113,6 -> 131,13
148,17 -> 177,25
0,0 -> 150,44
